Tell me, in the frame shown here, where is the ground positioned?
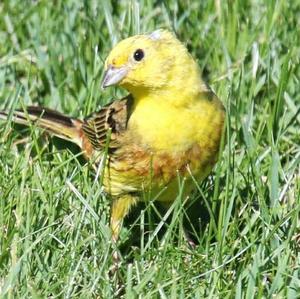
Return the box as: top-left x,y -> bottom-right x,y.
0,1 -> 299,298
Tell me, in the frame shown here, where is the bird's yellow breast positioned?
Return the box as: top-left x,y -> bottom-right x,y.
128,93 -> 224,153
129,99 -> 196,151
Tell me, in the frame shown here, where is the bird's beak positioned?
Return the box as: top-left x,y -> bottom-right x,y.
101,65 -> 128,88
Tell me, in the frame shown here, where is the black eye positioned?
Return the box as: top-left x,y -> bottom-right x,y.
133,49 -> 144,61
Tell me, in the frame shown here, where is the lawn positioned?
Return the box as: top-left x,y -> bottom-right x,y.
0,0 -> 299,298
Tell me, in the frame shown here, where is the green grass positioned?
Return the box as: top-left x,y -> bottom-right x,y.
0,0 -> 300,298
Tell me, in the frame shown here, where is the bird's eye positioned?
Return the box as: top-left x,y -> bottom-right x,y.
133,49 -> 144,61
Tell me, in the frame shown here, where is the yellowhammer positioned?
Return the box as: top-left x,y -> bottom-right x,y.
0,29 -> 225,244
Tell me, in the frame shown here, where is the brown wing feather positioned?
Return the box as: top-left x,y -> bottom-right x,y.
82,95 -> 133,152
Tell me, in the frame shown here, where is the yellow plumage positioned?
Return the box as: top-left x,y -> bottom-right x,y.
0,29 -> 225,245
102,29 -> 225,239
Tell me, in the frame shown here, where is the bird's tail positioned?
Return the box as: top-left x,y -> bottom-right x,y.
0,106 -> 84,148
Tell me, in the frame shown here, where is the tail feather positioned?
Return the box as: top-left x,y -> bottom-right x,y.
0,106 -> 83,147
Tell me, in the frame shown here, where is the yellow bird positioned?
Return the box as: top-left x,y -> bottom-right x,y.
0,30 -> 225,244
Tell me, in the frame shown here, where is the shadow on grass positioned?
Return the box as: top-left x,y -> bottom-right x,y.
120,180 -> 223,261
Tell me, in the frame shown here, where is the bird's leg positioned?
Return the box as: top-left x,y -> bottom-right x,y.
183,227 -> 196,249
160,201 -> 196,248
110,194 -> 138,261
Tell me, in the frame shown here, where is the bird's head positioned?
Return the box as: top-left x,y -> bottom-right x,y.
102,29 -> 202,97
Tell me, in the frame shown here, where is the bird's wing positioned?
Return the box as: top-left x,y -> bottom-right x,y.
82,95 -> 133,152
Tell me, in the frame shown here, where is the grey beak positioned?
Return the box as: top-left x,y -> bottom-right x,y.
101,65 -> 128,88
